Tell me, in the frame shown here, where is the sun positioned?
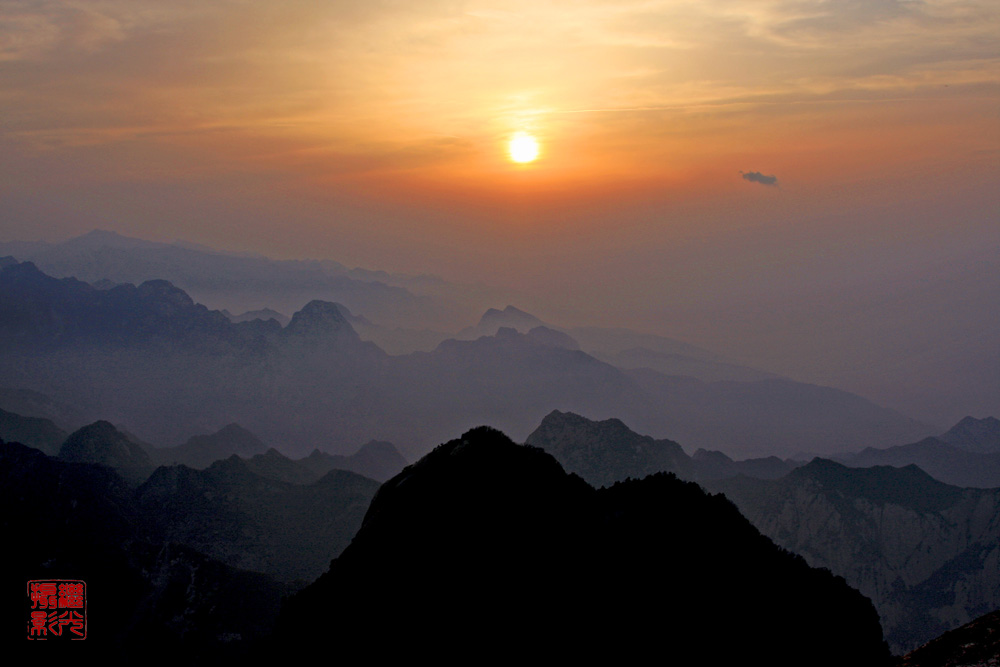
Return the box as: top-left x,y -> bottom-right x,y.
508,132 -> 540,163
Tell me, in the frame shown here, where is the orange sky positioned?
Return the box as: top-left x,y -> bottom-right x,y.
1,0 -> 997,288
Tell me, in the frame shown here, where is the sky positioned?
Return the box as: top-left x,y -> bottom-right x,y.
1,0 -> 999,422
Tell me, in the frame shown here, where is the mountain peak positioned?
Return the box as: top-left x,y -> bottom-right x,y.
790,457 -> 964,512
477,305 -> 544,330
526,411 -> 691,487
279,425 -> 889,664
136,279 -> 195,309
284,300 -> 358,339
59,420 -> 152,470
941,416 -> 1000,453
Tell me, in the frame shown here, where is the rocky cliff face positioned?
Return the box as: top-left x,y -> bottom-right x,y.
709,460 -> 1000,653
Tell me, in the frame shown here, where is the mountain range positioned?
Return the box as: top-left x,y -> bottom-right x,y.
834,417 -> 1000,488
523,410 -> 1000,654
0,260 -> 932,457
1,439 -> 290,661
0,229 -> 461,330
707,459 -> 1000,653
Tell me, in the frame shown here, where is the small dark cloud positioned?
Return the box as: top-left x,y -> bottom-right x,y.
740,171 -> 778,186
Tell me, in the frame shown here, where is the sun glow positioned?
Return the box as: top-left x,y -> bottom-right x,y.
508,132 -> 540,163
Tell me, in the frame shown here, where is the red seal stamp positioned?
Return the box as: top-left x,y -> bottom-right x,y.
26,580 -> 86,640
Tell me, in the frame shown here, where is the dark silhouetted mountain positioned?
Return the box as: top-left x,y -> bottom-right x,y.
59,420 -> 154,484
900,608 -> 1000,667
0,407 -> 66,455
525,409 -> 693,486
941,416 -> 1000,454
277,427 -> 890,665
838,437 -> 1000,488
151,424 -> 269,469
1,440 -> 287,661
137,456 -> 379,583
707,459 -> 1000,653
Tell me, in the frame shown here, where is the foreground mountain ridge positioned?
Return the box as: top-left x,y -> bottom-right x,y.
278,426 -> 890,664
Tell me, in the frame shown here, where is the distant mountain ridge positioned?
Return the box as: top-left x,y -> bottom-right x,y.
525,410 -> 801,485
0,260 -> 933,456
834,416 -> 1000,487
151,423 -> 269,469
243,440 -> 408,483
0,229 -> 465,330
837,436 -> 1000,488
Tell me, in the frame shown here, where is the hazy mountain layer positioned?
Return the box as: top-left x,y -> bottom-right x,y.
150,423 -> 270,469
60,420 -> 154,485
0,261 -> 932,457
525,409 -> 694,485
838,436 -> 1000,488
0,407 -> 66,455
941,416 -> 1000,454
526,410 -> 801,485
242,441 -> 407,484
0,230 -> 468,330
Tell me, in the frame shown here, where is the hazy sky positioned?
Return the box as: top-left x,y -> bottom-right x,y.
1,2 -> 998,366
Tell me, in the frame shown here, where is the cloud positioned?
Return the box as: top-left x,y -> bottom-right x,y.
741,170 -> 778,186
